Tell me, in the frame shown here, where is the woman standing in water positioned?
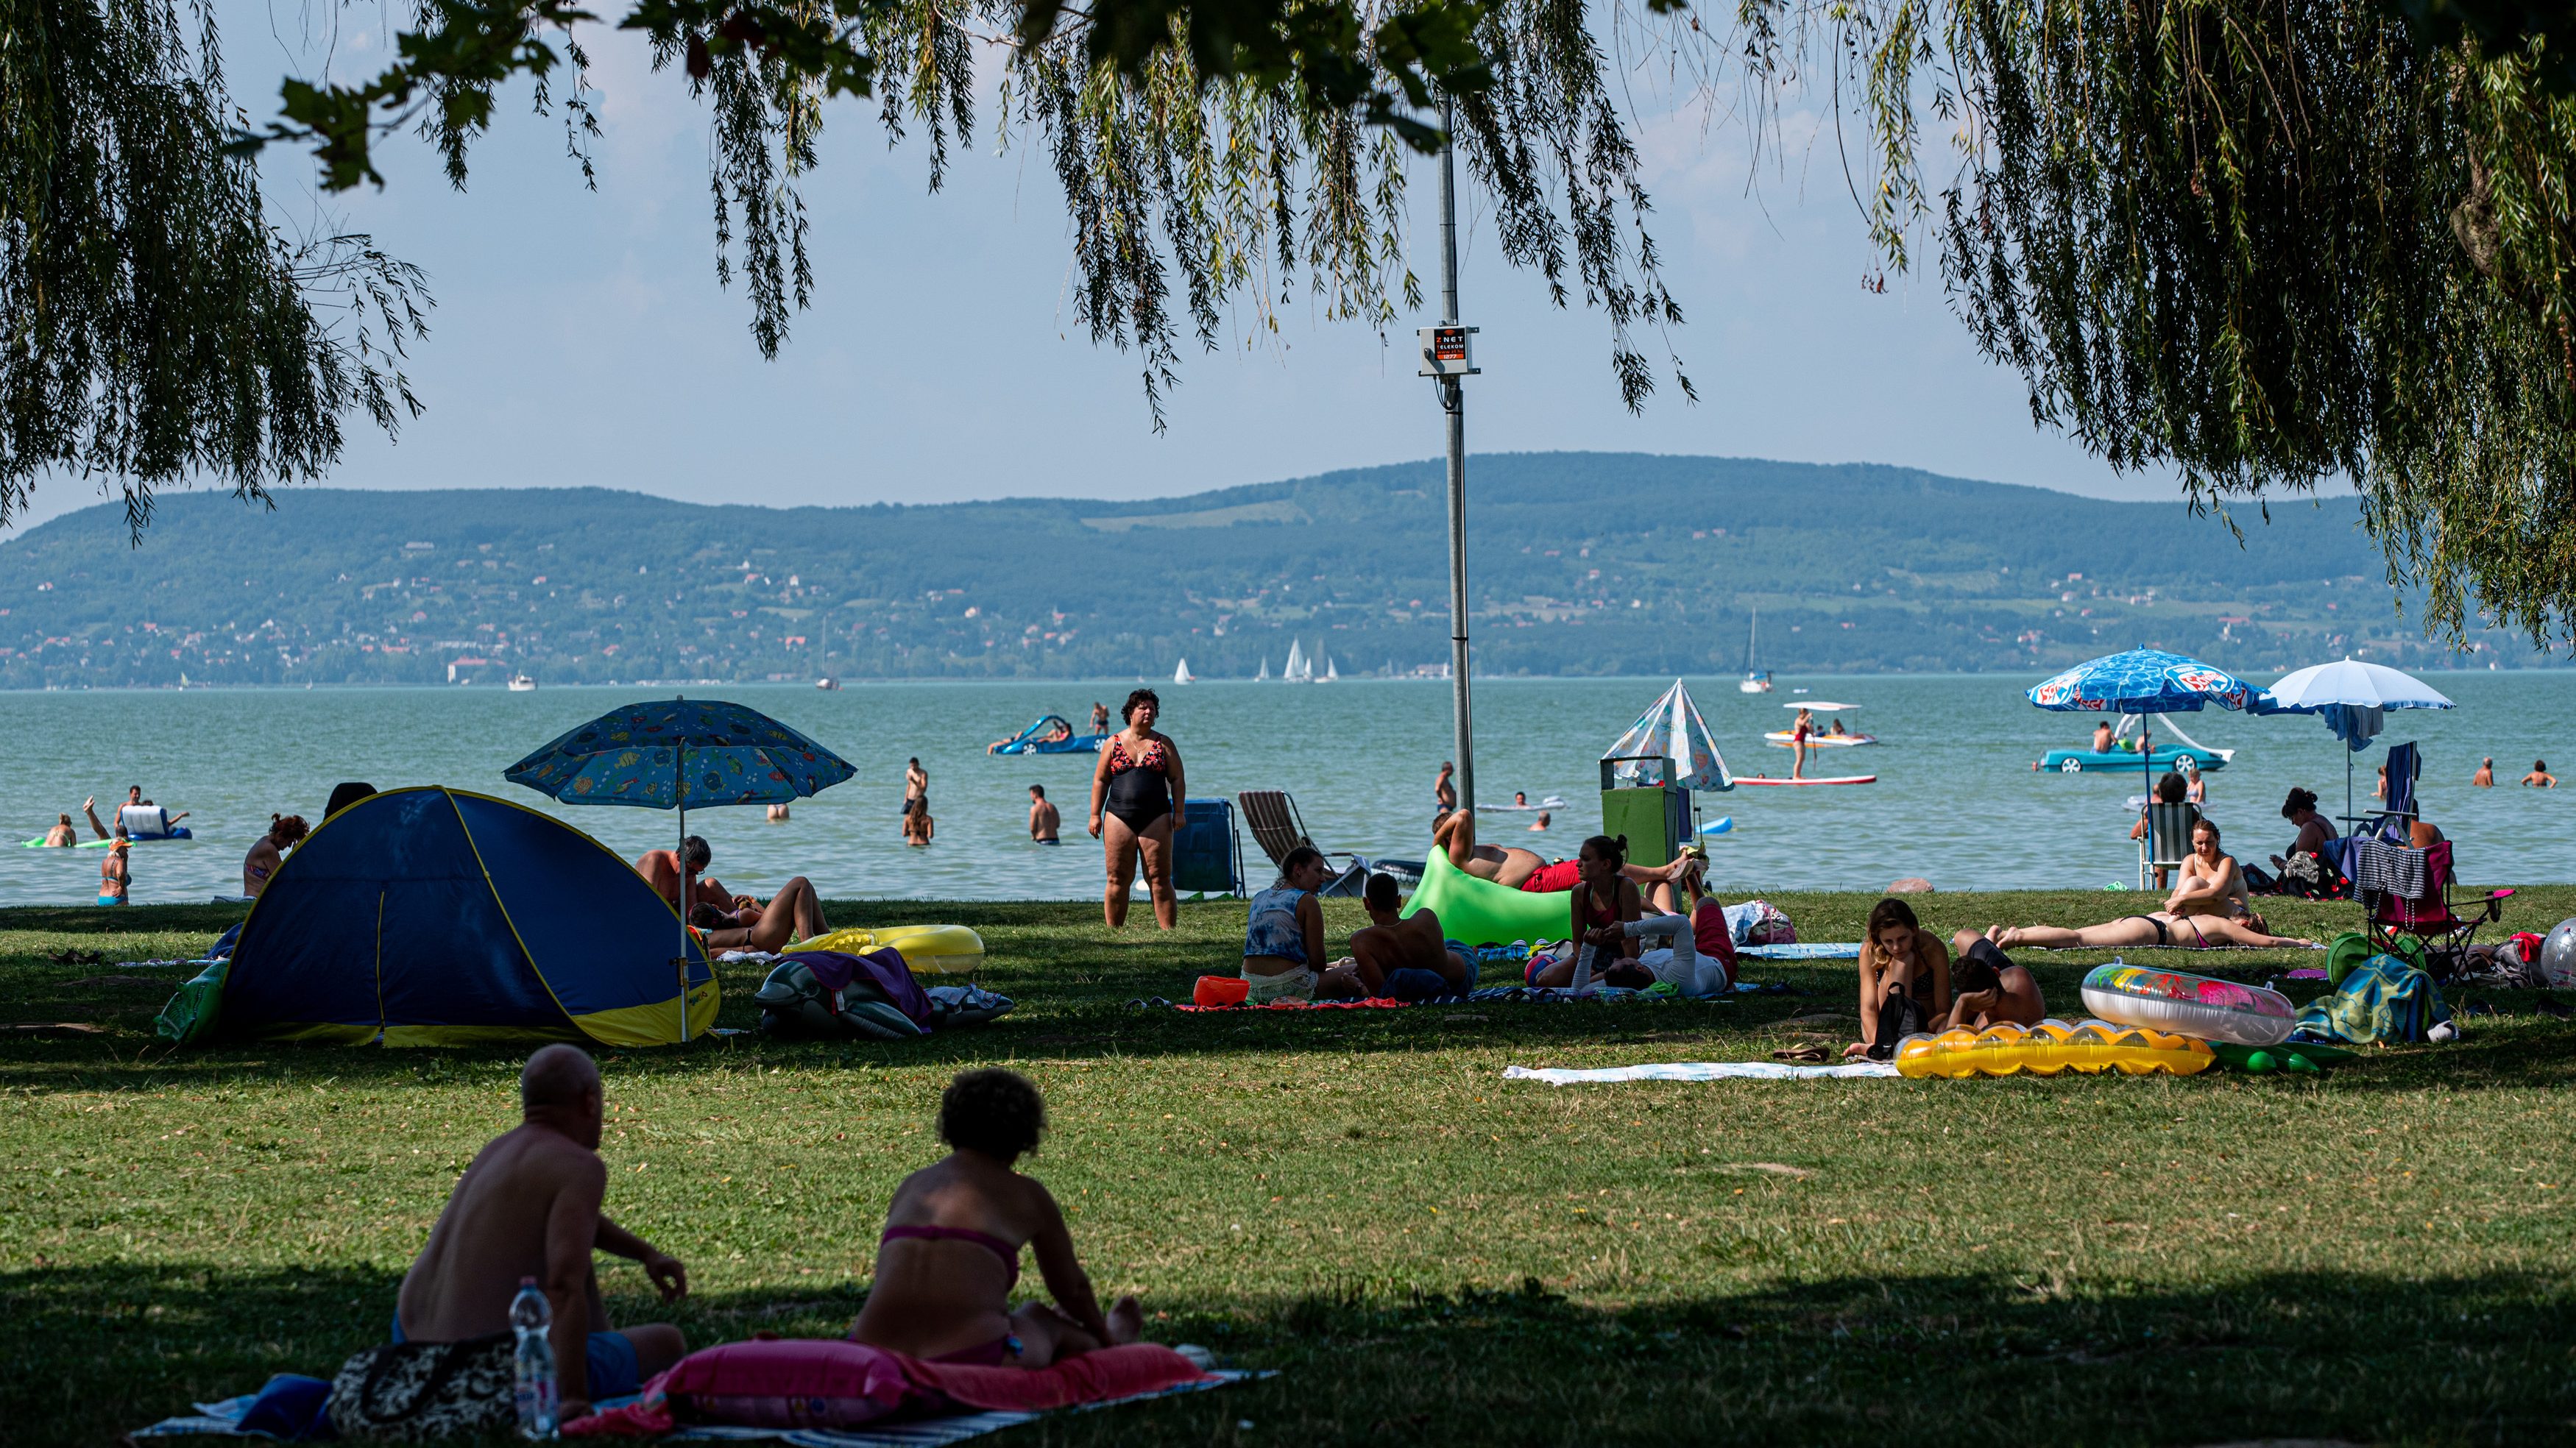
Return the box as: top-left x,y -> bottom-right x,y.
1088,688 -> 1186,929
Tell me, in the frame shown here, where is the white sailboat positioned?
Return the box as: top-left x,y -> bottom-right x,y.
1283,639 -> 1312,682
1174,657 -> 1195,685
1255,657 -> 1271,681
1738,609 -> 1773,694
1320,654 -> 1339,682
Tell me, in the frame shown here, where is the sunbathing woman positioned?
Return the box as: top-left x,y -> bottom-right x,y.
1992,821 -> 2313,949
1844,898 -> 1950,1060
1526,836 -> 1649,988
850,1069 -> 1142,1367
693,877 -> 829,953
241,814 -> 309,898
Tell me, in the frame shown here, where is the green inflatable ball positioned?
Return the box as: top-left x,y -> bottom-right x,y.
2242,1049 -> 2276,1074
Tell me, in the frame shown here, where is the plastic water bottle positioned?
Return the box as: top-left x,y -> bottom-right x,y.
510,1277 -> 558,1438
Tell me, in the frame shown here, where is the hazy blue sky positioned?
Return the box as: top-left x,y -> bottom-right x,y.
24,8 -> 2268,529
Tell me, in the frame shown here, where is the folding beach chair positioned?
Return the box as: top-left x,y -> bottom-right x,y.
2136,801 -> 2201,890
2357,838 -> 2513,973
1234,789 -> 1370,896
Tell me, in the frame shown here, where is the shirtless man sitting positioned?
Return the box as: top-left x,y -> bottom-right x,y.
1941,932 -> 2046,1030
637,837 -> 748,923
1346,873 -> 1475,1000
395,1047 -> 690,1418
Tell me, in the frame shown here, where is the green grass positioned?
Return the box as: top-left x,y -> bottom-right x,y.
7,891 -> 2576,1446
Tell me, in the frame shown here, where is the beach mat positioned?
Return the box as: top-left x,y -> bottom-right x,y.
1738,943 -> 1861,959
1505,1061 -> 1900,1084
1161,980 -> 1800,1012
133,1371 -> 1262,1445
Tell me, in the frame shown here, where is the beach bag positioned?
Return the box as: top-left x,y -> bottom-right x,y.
1727,900 -> 1797,947
2279,849 -> 2345,901
327,1334 -> 514,1441
2296,954 -> 2451,1045
153,959 -> 228,1046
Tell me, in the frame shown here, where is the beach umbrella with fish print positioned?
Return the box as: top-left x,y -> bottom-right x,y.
506,698 -> 856,1038
2028,648 -> 2272,799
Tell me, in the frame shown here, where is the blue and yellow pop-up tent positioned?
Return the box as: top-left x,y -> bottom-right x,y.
216,787 -> 718,1046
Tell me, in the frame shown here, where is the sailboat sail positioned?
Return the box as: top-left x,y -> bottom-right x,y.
1606,679 -> 1735,791
1174,658 -> 1194,684
1322,655 -> 1338,682
1284,639 -> 1311,682
1256,657 -> 1271,681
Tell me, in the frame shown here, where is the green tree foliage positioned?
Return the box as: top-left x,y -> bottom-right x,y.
1,0 -> 432,534
1765,0 -> 2576,646
240,0 -> 1697,419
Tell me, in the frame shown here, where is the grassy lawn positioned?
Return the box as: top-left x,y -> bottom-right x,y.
6,890 -> 2576,1446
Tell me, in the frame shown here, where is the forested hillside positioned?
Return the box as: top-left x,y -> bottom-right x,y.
0,454 -> 2527,687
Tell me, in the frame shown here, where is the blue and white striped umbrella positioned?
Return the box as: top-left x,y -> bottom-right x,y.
2028,648 -> 2269,715
1604,679 -> 1733,792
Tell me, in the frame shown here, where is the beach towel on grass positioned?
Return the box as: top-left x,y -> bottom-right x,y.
135,1346 -> 1258,1446
1738,943 -> 1862,959
2296,954 -> 2450,1044
1505,1061 -> 1899,1084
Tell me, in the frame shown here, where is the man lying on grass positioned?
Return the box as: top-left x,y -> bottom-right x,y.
1939,933 -> 2047,1032
395,1046 -> 690,1418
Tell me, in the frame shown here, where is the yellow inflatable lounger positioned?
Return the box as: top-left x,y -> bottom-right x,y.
1895,1019 -> 2215,1079
791,923 -> 986,976
1400,845 -> 1573,948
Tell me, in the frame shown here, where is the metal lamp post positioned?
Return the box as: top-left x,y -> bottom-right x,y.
1419,95 -> 1481,817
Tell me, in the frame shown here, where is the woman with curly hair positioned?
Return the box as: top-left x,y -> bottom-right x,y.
241,814 -> 310,898
849,1070 -> 1142,1368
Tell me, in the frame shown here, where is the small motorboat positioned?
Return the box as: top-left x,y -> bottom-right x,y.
816,677 -> 841,692
507,674 -> 538,692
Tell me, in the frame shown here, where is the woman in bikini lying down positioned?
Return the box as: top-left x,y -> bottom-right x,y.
1992,819 -> 2313,950
849,1069 -> 1142,1368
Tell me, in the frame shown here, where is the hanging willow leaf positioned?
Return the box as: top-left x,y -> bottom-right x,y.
2,0 -> 432,536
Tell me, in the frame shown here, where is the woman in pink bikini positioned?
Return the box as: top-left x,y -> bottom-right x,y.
849,1070 -> 1142,1368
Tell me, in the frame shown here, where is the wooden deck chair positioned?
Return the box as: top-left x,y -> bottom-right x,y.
1235,789 -> 1370,895
2137,801 -> 2200,890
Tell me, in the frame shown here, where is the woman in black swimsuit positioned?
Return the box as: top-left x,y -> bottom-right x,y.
1087,688 -> 1186,929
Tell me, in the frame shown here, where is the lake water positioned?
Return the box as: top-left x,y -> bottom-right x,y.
0,673 -> 2566,906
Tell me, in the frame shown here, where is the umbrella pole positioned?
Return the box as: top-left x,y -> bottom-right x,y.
676,746 -> 690,1043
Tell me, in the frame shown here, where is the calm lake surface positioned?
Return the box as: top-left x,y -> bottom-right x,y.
1,673 -> 2566,906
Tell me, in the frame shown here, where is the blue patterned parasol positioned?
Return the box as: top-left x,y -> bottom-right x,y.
505,698 -> 855,808
506,698 -> 855,1040
1604,679 -> 1733,792
2027,648 -> 2269,715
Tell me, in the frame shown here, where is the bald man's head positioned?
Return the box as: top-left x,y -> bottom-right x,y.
521,1045 -> 601,1112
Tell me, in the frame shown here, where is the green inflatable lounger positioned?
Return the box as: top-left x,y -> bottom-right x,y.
1401,845 -> 1572,948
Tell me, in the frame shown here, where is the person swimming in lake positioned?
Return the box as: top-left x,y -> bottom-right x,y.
2474,757 -> 2495,788
1027,785 -> 1060,844
849,1069 -> 1143,1369
1529,810 -> 1551,832
40,812 -> 77,847
242,814 -> 309,897
1991,820 -> 2313,949
903,795 -> 936,847
2523,759 -> 2558,788
97,833 -> 130,906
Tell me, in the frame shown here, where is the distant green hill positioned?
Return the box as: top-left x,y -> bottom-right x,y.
0,454 -> 2523,687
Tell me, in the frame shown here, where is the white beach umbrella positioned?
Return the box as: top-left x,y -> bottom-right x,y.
2265,657 -> 2455,820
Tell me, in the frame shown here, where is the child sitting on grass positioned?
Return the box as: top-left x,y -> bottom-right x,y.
849,1070 -> 1142,1368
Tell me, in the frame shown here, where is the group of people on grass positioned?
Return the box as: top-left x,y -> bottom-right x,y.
396,1049 -> 1131,1418
1234,812 -> 1738,1003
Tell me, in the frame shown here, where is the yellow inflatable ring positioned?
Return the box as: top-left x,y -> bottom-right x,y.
791,923 -> 986,976
1895,1019 -> 2215,1079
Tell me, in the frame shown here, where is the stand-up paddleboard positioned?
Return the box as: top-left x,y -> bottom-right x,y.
1763,733 -> 1876,748
1735,775 -> 1877,787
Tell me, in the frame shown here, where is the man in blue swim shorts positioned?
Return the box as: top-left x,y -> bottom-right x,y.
394,1047 -> 691,1414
